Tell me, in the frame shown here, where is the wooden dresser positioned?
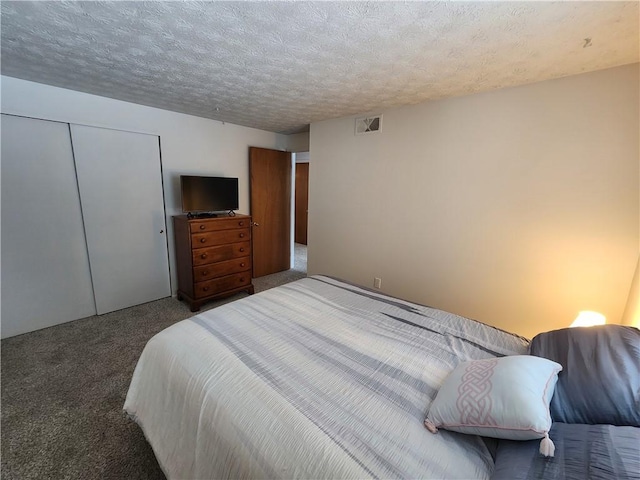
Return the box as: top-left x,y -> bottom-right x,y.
173,214 -> 254,311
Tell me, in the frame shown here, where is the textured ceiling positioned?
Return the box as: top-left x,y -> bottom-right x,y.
1,1 -> 638,134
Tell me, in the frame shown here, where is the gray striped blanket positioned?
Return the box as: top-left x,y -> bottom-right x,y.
124,275 -> 529,479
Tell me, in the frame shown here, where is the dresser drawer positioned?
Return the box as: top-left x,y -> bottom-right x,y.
192,241 -> 250,266
190,217 -> 250,233
192,228 -> 250,247
193,256 -> 251,282
194,272 -> 252,299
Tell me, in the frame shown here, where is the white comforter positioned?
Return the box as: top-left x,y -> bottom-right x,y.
124,275 -> 528,479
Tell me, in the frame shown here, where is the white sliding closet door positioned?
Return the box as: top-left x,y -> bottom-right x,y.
1,115 -> 96,338
70,125 -> 171,314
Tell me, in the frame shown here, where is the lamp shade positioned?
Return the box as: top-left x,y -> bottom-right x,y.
570,311 -> 606,328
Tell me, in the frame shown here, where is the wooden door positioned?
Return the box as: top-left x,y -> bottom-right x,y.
1,115 -> 97,338
70,125 -> 171,314
294,162 -> 309,245
249,147 -> 291,277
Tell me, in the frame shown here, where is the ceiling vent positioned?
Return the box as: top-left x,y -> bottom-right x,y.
355,114 -> 382,135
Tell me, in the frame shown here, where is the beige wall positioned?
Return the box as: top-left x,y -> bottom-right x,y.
286,131 -> 310,152
622,256 -> 640,327
308,64 -> 639,339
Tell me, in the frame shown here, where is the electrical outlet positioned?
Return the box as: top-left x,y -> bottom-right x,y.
374,277 -> 382,289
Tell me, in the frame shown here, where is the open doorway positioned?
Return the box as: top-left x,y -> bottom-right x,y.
249,147 -> 307,280
293,152 -> 309,274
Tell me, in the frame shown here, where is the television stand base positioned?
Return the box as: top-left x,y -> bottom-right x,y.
186,212 -> 218,219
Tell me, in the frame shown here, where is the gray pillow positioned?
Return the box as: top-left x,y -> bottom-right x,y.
530,325 -> 640,426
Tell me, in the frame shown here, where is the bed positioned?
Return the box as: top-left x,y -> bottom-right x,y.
492,422 -> 640,480
124,275 -> 639,479
492,323 -> 640,480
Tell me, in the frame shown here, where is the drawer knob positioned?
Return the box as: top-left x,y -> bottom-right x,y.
239,233 -> 245,238
239,221 -> 244,226
203,286 -> 209,292
200,238 -> 206,243
239,248 -> 245,252
199,225 -> 206,230
202,271 -> 209,276
239,278 -> 244,283
201,253 -> 207,259
240,263 -> 245,267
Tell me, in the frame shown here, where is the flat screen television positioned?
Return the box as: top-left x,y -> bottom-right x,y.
180,175 -> 239,214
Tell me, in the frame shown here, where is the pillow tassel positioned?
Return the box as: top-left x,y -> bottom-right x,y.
424,419 -> 438,434
539,432 -> 555,458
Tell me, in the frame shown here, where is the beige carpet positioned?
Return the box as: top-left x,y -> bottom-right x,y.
1,245 -> 307,480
